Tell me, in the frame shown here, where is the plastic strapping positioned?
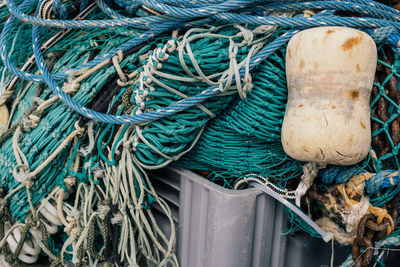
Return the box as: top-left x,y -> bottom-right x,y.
250,182 -> 332,243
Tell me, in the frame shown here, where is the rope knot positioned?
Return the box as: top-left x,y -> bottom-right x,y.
142,75 -> 152,86
25,215 -> 40,229
253,25 -> 276,35
64,176 -> 76,189
23,178 -> 34,188
117,79 -> 132,87
33,97 -> 45,106
155,47 -> 169,61
228,45 -> 238,60
242,74 -> 253,97
113,50 -> 129,85
28,113 -> 40,127
98,204 -> 110,220
21,112 -> 41,131
65,216 -> 79,236
303,9 -> 315,18
116,50 -> 123,63
235,24 -> 254,45
13,164 -> 33,186
295,162 -> 326,206
166,39 -> 177,53
135,203 -> 143,211
132,139 -> 140,151
69,227 -> 80,236
149,55 -> 162,70
123,140 -> 131,150
62,81 -> 79,93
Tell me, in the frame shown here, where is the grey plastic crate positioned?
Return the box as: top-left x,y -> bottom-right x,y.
151,167 -> 288,267
150,167 -> 352,267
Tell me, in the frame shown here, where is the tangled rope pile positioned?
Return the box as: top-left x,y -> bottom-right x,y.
0,0 -> 400,266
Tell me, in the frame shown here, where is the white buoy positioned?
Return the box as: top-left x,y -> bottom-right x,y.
282,26 -> 377,165
4,223 -> 40,264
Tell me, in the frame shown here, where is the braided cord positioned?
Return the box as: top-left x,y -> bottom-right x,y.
32,20 -> 297,123
0,1 -> 394,123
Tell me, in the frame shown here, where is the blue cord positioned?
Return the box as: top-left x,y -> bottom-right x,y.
32,13 -> 297,123
3,0 -> 400,83
2,0 -> 400,124
6,0 -> 251,28
6,0 -> 177,29
320,166 -> 400,195
262,1 -> 400,21
213,13 -> 400,30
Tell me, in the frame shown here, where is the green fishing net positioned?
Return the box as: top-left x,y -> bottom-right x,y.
177,40 -> 302,185
0,1 -> 400,266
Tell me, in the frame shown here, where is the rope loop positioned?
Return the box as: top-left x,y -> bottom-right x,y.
12,164 -> 32,185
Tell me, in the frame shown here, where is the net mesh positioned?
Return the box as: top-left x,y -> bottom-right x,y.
0,1 -> 400,266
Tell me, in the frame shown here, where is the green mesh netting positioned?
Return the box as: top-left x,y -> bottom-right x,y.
369,45 -> 400,171
177,45 -> 303,189
366,45 -> 400,208
1,1 -> 400,264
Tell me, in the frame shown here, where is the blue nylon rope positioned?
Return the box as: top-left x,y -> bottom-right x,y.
320,166 -> 400,195
1,0 -> 400,125
0,4 -> 215,82
3,0 -> 400,83
32,19 -> 297,124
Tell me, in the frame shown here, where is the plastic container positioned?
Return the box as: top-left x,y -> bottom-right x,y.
151,167 -> 288,267
150,167 -> 353,267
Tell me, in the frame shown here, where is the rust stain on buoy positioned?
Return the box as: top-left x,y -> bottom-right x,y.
341,36 -> 363,51
349,90 -> 360,99
348,136 -> 353,143
299,59 -> 305,68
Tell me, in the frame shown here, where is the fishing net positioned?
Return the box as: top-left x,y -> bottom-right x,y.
370,46 -> 400,170
0,0 -> 399,266
177,44 -> 303,188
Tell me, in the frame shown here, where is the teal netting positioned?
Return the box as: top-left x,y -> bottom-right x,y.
177,45 -> 303,188
0,1 -> 400,267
